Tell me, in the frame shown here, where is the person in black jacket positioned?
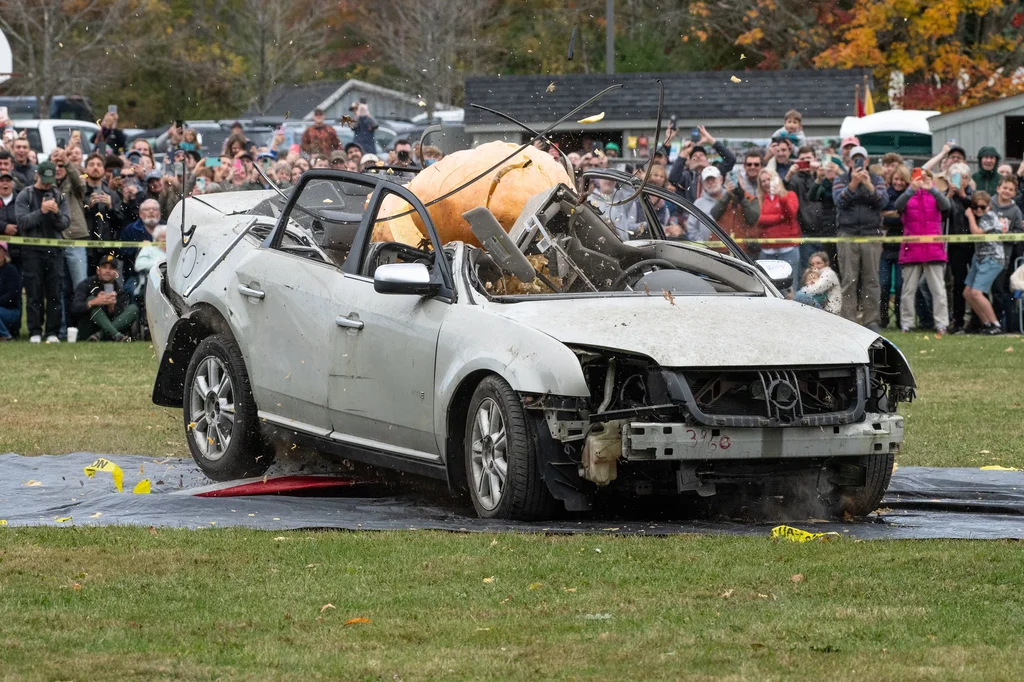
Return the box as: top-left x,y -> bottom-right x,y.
71,253 -> 137,342
0,241 -> 21,339
82,153 -> 126,271
879,166 -> 908,328
666,126 -> 736,202
89,111 -> 127,156
15,162 -> 70,342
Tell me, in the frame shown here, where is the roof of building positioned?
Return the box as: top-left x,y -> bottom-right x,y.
247,79 -> 450,120
464,69 -> 872,128
926,92 -> 1024,131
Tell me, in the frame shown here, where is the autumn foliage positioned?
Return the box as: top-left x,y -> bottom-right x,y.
684,0 -> 1024,111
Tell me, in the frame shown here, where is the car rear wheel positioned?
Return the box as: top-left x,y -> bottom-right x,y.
464,376 -> 556,520
829,453 -> 895,517
183,333 -> 273,481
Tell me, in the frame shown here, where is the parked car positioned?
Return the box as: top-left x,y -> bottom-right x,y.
10,119 -> 100,162
0,95 -> 94,121
147,167 -> 915,520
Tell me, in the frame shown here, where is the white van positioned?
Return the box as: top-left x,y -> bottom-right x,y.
9,119 -> 101,162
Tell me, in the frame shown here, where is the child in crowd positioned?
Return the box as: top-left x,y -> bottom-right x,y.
771,109 -> 806,148
963,191 -> 1008,335
793,251 -> 841,314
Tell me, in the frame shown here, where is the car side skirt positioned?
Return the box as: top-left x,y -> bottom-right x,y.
258,412 -> 448,481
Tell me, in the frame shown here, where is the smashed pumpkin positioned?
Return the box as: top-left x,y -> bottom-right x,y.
373,141 -> 573,247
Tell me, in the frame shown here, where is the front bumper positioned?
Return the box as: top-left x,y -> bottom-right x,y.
145,263 -> 178,359
622,413 -> 903,461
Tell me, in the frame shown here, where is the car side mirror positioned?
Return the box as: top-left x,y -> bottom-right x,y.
756,259 -> 793,290
373,262 -> 440,297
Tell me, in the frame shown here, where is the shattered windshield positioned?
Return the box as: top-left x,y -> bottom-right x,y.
469,184 -> 766,299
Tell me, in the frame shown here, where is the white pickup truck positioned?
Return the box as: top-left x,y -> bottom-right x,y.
9,119 -> 101,162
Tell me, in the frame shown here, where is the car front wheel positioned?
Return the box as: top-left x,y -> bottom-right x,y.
183,333 -> 273,481
829,452 -> 894,517
464,376 -> 556,520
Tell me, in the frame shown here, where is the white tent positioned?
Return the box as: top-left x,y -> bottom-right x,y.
839,110 -> 939,137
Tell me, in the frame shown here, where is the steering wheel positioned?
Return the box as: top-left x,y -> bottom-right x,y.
610,259 -> 679,290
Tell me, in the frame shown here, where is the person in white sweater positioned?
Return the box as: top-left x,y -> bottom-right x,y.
793,251 -> 842,314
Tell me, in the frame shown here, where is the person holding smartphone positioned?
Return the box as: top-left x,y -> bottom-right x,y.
666,125 -> 736,202
831,146 -> 888,332
70,253 -> 137,342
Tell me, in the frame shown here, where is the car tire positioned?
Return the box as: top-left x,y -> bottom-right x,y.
183,333 -> 273,481
464,375 -> 556,520
829,453 -> 895,517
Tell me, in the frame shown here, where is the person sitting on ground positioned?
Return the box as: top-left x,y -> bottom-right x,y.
963,191 -> 1007,335
71,253 -> 138,342
793,251 -> 841,314
771,109 -> 807,148
0,241 -> 21,340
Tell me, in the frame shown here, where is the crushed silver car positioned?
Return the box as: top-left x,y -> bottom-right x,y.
147,167 -> 915,520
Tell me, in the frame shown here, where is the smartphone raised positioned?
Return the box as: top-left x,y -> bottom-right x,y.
205,157 -> 221,168
911,167 -> 924,182
0,106 -> 8,120
690,128 -> 701,143
854,157 -> 865,170
103,283 -> 115,295
797,160 -> 810,170
108,104 -> 118,114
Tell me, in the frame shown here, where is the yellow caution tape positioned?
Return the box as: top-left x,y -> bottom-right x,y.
84,458 -> 124,493
706,233 -> 1024,246
133,479 -> 151,494
3,236 -> 166,248
770,525 -> 841,543
54,516 -> 72,523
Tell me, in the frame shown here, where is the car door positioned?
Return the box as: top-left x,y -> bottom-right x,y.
233,175 -> 375,434
327,183 -> 456,459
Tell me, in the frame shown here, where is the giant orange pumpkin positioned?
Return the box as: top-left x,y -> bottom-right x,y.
373,141 -> 573,246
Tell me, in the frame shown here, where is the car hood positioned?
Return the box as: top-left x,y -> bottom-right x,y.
191,190 -> 277,215
485,295 -> 880,367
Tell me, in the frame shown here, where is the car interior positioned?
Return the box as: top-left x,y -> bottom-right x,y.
468,184 -> 766,298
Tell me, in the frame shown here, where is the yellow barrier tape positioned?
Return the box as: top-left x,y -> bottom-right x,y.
4,236 -> 166,248
133,479 -> 151,495
770,525 -> 841,543
84,458 -> 124,493
707,233 -> 1024,246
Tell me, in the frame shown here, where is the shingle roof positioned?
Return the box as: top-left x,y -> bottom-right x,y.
245,81 -> 346,118
464,69 -> 872,127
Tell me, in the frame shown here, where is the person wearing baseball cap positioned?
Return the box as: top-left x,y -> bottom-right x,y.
302,107 -> 341,157
604,141 -> 621,158
330,149 -> 348,168
839,136 -> 860,168
70,252 -> 138,342
687,166 -> 725,242
832,143 -> 888,333
15,160 -> 71,342
0,240 -> 21,340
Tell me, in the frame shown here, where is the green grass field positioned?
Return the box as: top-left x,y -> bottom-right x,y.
1,334 -> 1023,680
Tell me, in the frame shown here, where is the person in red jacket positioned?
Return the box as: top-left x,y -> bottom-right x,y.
756,169 -> 802,287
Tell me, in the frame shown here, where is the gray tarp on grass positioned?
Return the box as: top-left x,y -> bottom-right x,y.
1,453 -> 1022,539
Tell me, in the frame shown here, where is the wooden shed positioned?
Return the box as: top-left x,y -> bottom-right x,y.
927,93 -> 1024,163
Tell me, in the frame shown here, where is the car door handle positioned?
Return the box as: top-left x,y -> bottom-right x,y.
237,284 -> 265,300
335,315 -> 364,330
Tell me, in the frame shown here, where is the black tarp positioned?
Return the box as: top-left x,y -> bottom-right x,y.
1,453 -> 1022,539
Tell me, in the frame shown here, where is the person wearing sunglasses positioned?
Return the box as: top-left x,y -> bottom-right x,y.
962,191 -> 1007,335
710,150 -> 763,258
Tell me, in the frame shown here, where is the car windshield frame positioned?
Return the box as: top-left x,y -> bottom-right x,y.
265,169 -> 455,299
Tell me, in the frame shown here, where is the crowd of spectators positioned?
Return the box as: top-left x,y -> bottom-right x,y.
561,109 -> 1024,336
0,99 -> 434,343
1,102 -> 1023,342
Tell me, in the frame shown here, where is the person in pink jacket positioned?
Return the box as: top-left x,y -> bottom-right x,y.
895,169 -> 951,335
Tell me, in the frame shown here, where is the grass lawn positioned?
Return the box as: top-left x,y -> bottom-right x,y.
1,332 -> 1022,468
2,334 -> 1023,680
2,528 -> 1024,680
